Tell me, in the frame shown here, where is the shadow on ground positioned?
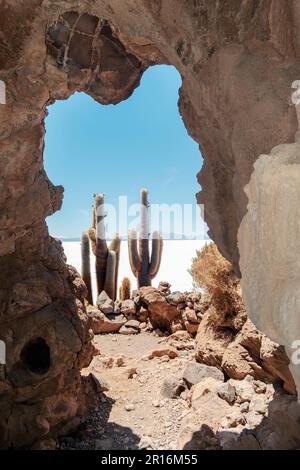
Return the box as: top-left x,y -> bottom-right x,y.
60,393 -> 141,450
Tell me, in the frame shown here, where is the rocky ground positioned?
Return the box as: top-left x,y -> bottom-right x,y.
59,330 -> 300,450
55,282 -> 300,451
60,332 -> 193,450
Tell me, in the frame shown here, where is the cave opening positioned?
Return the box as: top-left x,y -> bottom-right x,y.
44,65 -> 207,297
1,3 -> 300,451
20,338 -> 51,375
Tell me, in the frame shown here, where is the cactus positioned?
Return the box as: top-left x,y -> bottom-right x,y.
86,194 -> 120,301
81,231 -> 93,305
119,277 -> 131,300
87,226 -> 97,256
104,250 -> 116,300
128,189 -> 163,287
94,194 -> 109,295
109,234 -> 121,298
91,203 -> 96,230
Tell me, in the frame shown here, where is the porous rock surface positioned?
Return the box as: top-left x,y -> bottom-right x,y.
1,0 -> 300,448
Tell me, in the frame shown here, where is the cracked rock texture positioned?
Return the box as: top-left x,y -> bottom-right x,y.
1,0 -> 300,447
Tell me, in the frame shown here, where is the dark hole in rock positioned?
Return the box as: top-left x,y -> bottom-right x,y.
63,11 -> 79,28
20,337 -> 51,375
76,13 -> 99,35
68,32 -> 93,68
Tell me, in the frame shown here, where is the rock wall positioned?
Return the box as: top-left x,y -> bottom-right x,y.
238,140 -> 300,400
1,0 -> 300,267
1,0 -> 300,447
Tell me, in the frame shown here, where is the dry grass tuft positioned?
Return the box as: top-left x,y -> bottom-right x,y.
189,243 -> 245,319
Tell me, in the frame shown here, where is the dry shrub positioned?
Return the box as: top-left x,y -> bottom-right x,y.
189,243 -> 245,321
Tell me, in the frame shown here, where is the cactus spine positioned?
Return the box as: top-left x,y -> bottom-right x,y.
119,277 -> 131,300
86,194 -> 120,301
128,189 -> 163,287
81,232 -> 93,305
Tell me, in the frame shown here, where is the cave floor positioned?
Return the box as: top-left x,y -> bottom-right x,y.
60,332 -> 194,450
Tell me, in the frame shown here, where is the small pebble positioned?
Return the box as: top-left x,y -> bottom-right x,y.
125,403 -> 135,411
152,400 -> 160,408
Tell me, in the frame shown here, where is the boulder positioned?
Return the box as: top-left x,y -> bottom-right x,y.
191,378 -> 223,411
245,410 -> 264,428
166,292 -> 186,306
249,395 -> 268,415
195,308 -> 296,393
253,395 -> 300,450
220,409 -> 246,428
138,287 -> 180,331
97,291 -> 114,314
161,376 -> 186,398
88,310 -> 127,334
260,335 -> 296,395
119,319 -> 140,335
147,346 -> 179,360
183,362 -> 224,387
227,377 -> 255,403
177,419 -> 220,450
119,325 -> 139,335
222,320 -> 283,383
124,319 -> 140,330
120,299 -> 136,317
137,306 -> 148,322
195,307 -> 234,368
217,382 -> 236,404
176,392 -> 231,449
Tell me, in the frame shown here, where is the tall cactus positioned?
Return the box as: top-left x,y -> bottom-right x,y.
81,232 -> 93,305
128,189 -> 163,287
94,194 -> 109,294
103,250 -> 117,300
86,194 -> 121,301
109,234 -> 121,299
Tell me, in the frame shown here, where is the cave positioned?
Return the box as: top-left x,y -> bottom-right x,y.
1,0 -> 300,450
20,337 -> 51,375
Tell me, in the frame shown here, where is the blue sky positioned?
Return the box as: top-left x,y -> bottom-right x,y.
44,65 -> 204,238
